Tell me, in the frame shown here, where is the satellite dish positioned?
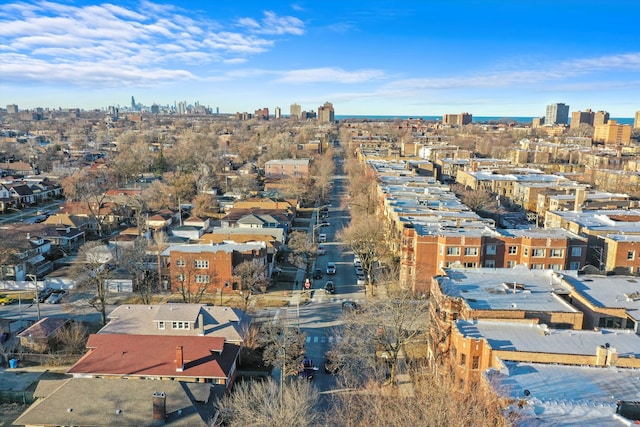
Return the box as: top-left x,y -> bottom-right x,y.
523,389 -> 531,397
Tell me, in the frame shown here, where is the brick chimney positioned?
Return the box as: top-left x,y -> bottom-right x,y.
175,345 -> 184,372
152,391 -> 166,423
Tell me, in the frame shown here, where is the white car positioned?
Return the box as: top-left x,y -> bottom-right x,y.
356,275 -> 366,285
354,256 -> 362,267
317,245 -> 326,255
326,262 -> 336,275
318,233 -> 327,243
45,293 -> 63,304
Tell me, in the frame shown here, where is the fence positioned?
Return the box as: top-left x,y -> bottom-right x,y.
0,390 -> 34,405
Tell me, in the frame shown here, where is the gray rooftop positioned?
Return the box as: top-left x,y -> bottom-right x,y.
100,304 -> 250,343
439,266 -> 578,313
161,241 -> 266,256
456,320 -> 640,357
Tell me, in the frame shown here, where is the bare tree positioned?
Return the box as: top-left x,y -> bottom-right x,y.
121,238 -> 157,304
214,378 -> 319,427
73,241 -> 114,325
260,319 -> 306,407
335,288 -> 430,388
56,322 -> 88,355
285,231 -> 316,280
233,260 -> 267,311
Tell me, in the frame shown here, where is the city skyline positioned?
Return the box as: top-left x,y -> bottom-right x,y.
1,0 -> 639,117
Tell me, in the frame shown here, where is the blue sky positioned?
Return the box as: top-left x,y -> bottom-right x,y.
1,0 -> 639,117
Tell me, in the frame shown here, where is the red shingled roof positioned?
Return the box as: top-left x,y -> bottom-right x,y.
67,334 -> 237,380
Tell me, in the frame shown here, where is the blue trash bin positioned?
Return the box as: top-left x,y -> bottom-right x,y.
9,359 -> 18,369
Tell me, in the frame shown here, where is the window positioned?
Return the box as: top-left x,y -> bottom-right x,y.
176,273 -> 185,282
531,264 -> 545,270
507,261 -> 516,268
484,260 -> 496,268
550,249 -> 564,258
532,249 -> 545,257
172,321 -> 190,330
439,245 -> 444,255
460,353 -> 466,366
158,321 -> 165,330
549,264 -> 563,271
571,247 -> 582,257
464,247 -> 478,256
628,251 -> 635,260
176,259 -> 186,267
195,274 -> 210,283
447,247 -> 460,256
472,356 -> 479,370
569,262 -> 581,270
485,245 -> 496,255
194,260 -> 209,269
523,248 -> 529,256
463,262 -> 477,268
508,246 -> 517,255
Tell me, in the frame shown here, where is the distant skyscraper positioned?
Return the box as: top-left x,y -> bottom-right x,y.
6,104 -> 18,114
290,103 -> 301,119
177,101 -> 186,115
131,96 -> 136,111
635,111 -> 640,129
275,106 -> 281,119
570,109 -> 594,129
545,103 -> 569,125
151,104 -> 160,114
593,110 -> 610,126
318,102 -> 335,123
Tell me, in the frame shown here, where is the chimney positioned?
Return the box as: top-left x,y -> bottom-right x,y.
152,391 -> 166,423
574,188 -> 586,212
175,345 -> 184,372
198,313 -> 204,336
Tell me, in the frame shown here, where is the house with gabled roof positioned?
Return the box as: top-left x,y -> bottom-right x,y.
13,377 -> 217,426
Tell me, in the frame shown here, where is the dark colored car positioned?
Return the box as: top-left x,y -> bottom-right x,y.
342,301 -> 360,312
313,269 -> 323,279
34,287 -> 54,303
324,281 -> 336,294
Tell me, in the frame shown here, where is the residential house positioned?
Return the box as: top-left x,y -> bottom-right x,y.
264,158 -> 311,179
0,229 -> 52,280
8,183 -> 35,207
17,317 -> 70,353
160,242 -> 268,294
0,183 -> 14,211
13,378 -> 217,426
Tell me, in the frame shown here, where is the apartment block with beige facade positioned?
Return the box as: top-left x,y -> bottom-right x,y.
593,120 -> 632,145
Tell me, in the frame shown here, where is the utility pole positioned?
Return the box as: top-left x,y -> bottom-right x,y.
27,274 -> 41,320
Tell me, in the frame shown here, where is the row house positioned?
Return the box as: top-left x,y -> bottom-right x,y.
264,158 -> 311,179
456,168 -> 567,199
402,222 -> 587,294
544,209 -> 640,271
160,242 -> 269,295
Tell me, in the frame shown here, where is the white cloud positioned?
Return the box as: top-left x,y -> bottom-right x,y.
0,1 -> 305,87
276,67 -> 386,84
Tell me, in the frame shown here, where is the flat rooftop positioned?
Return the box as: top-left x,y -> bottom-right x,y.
456,320 -> 640,357
488,361 -> 640,426
439,267 -> 578,313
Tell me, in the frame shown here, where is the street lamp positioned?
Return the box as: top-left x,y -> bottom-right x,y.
27,274 -> 41,320
312,222 -> 330,243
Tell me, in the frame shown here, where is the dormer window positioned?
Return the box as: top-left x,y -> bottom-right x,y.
158,321 -> 165,330
172,322 -> 190,330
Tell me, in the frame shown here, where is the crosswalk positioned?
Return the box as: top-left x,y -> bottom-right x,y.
305,335 -> 363,344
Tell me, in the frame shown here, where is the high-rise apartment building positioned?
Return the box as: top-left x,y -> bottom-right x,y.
593,120 -> 632,146
177,101 -> 186,115
254,107 -> 269,120
545,103 -> 569,125
634,111 -> 640,129
274,107 -> 281,119
443,112 -> 472,126
290,103 -> 301,119
593,110 -> 610,126
6,104 -> 18,114
318,102 -> 335,123
570,109 -> 594,129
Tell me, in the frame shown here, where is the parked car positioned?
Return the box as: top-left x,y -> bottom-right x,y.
354,256 -> 362,267
356,275 -> 366,285
35,287 -> 54,303
313,268 -> 323,280
318,233 -> 327,243
0,294 -> 16,305
342,301 -> 360,312
45,293 -> 63,304
324,281 -> 336,294
355,266 -> 365,276
317,245 -> 326,255
326,262 -> 336,275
